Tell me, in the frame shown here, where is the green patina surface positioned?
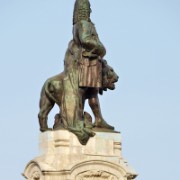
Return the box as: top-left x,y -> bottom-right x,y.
38,0 -> 119,145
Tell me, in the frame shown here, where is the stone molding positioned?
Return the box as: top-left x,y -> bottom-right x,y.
23,130 -> 137,180
76,170 -> 118,180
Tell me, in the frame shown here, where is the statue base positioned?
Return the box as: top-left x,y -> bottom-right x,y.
23,129 -> 137,180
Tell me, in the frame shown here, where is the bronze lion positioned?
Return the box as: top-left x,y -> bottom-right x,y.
38,60 -> 119,132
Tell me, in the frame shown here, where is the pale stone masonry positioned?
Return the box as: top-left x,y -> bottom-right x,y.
23,130 -> 137,180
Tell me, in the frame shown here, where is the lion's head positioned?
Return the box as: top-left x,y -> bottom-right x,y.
101,60 -> 119,93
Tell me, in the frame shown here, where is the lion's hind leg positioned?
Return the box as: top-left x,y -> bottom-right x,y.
38,95 -> 55,132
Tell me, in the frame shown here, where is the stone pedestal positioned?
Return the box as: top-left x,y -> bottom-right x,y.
23,130 -> 137,180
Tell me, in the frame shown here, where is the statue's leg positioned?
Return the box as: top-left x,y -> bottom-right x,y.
88,88 -> 114,130
38,97 -> 54,132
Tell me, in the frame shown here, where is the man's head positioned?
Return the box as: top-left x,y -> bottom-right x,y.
73,0 -> 92,24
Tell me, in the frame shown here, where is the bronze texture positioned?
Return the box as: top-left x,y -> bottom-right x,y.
38,0 -> 119,145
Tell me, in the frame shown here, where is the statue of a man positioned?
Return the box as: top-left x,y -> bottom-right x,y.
62,0 -> 114,130
38,0 -> 116,145
73,0 -> 106,88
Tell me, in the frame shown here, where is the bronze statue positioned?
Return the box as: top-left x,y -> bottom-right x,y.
73,0 -> 106,88
38,0 -> 119,145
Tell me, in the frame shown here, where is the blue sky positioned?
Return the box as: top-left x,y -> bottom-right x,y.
0,0 -> 180,179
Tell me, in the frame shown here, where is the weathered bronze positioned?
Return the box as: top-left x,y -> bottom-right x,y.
38,0 -> 119,145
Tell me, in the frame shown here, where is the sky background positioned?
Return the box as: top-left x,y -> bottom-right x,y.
0,0 -> 180,179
